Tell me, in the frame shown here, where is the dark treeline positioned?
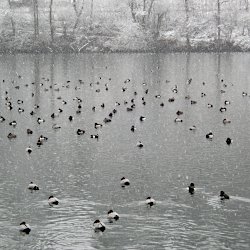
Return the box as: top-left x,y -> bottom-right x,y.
1,0 -> 250,53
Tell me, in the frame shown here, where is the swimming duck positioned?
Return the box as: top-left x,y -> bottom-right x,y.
7,133 -> 16,139
220,191 -> 229,200
77,129 -> 85,135
220,107 -> 227,112
131,125 -> 135,132
26,147 -> 32,154
155,94 -> 161,99
189,125 -> 197,131
0,116 -> 5,122
188,183 -> 195,194
93,219 -> 106,232
107,210 -> 119,222
28,182 -> 39,190
174,118 -> 183,123
127,107 -> 133,112
226,137 -> 232,145
137,141 -> 143,148
94,123 -> 102,129
146,197 -> 156,207
27,129 -> 33,134
207,104 -> 213,108
160,102 -> 164,107
168,97 -> 175,102
191,100 -> 197,105
206,131 -> 213,139
9,121 -> 17,127
52,124 -> 61,130
224,100 -> 230,105
17,99 -> 23,104
68,116 -> 73,121
223,118 -> 231,124
242,92 -> 247,96
90,134 -> 99,139
104,118 -> 111,123
120,177 -> 130,187
18,108 -> 24,113
139,116 -> 146,121
37,118 -> 45,124
48,195 -> 59,206
19,222 -> 31,234
176,110 -> 183,116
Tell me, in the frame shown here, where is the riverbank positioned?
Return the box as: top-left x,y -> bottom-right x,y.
0,31 -> 249,54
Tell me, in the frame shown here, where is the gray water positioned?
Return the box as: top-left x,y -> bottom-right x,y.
0,53 -> 250,250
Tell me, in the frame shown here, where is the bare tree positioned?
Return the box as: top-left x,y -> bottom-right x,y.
128,0 -> 137,22
33,0 -> 39,40
72,0 -> 85,34
7,0 -> 16,36
49,0 -> 54,43
184,0 -> 191,49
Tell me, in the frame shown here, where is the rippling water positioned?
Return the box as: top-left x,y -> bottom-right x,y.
0,53 -> 250,250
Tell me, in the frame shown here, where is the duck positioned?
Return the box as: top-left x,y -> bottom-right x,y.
94,123 -> 102,129
18,107 -> 24,113
107,210 -> 119,222
188,183 -> 195,194
220,107 -> 227,112
224,100 -> 230,105
168,97 -> 175,102
68,116 -> 73,121
146,197 -> 156,207
139,116 -> 146,121
93,219 -> 106,232
52,124 -> 61,130
104,118 -> 111,123
189,125 -> 196,131
26,147 -> 32,154
17,99 -> 23,104
9,120 -> 17,127
160,102 -> 164,107
191,100 -> 197,105
0,116 -> 5,122
7,133 -> 16,139
37,118 -> 45,124
48,195 -> 59,206
220,191 -> 229,200
207,104 -> 213,108
131,125 -> 135,132
155,94 -> 161,99
51,113 -> 59,119
27,129 -> 33,134
176,110 -> 183,116
90,134 -> 99,139
28,182 -> 39,190
137,141 -> 143,148
77,129 -> 85,135
242,92 -> 247,96
19,222 -> 31,234
120,177 -> 130,187
226,137 -> 232,145
206,131 -> 213,139
223,118 -> 231,124
174,118 -> 183,123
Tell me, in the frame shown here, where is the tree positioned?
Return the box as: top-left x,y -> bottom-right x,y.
184,0 -> 191,49
72,0 -> 85,34
7,0 -> 16,36
33,0 -> 39,40
49,0 -> 54,44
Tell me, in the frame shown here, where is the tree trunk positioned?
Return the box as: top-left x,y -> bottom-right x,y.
217,0 -> 221,51
33,0 -> 39,40
49,0 -> 54,44
155,13 -> 164,38
142,0 -> 146,26
129,0 -> 137,22
72,0 -> 85,34
184,0 -> 191,50
7,0 -> 16,36
90,0 -> 94,28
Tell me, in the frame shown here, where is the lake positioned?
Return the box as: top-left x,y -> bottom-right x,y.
0,53 -> 250,250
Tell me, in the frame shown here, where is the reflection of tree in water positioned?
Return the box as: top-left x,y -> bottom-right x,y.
33,55 -> 40,106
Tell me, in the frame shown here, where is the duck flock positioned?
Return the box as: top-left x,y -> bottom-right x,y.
0,67 -> 248,237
